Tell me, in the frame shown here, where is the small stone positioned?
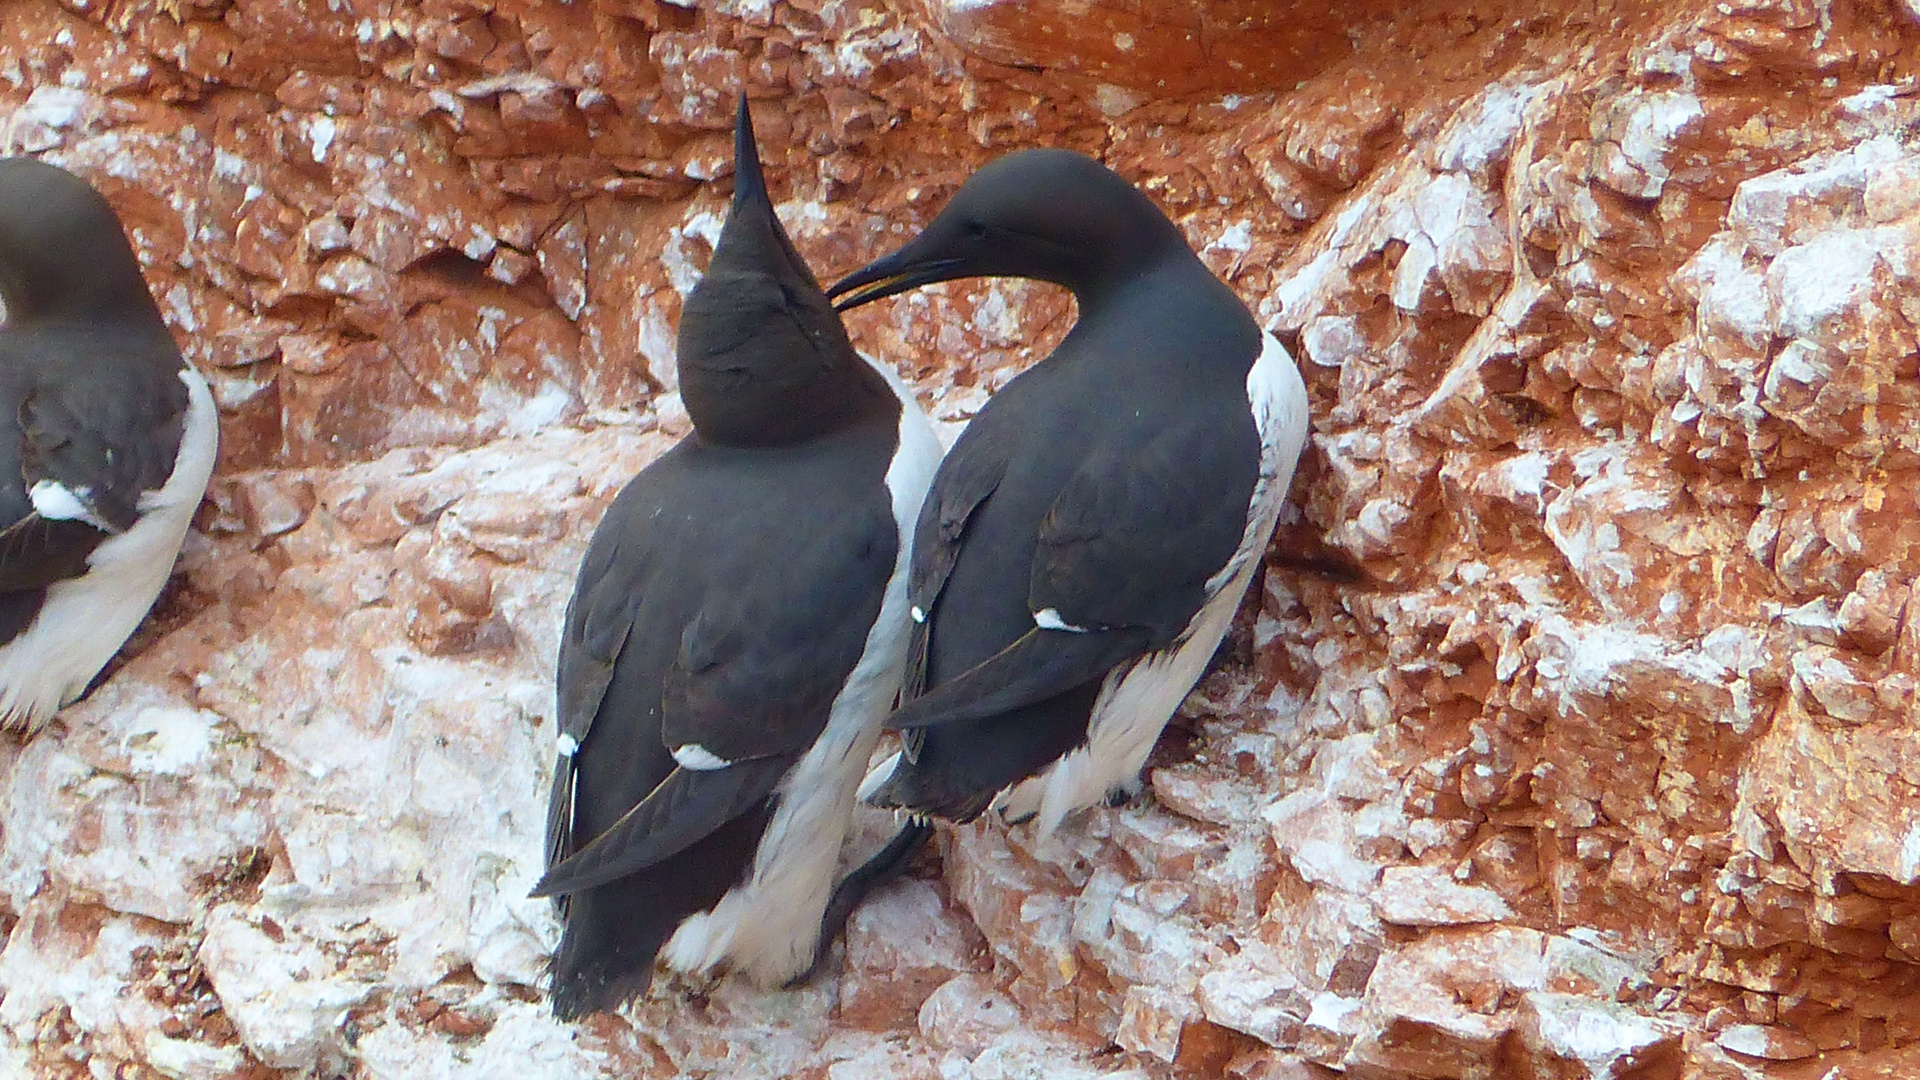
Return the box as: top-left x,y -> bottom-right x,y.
1514,992 -> 1680,1078
1715,1024 -> 1819,1061
197,907 -> 372,1071
1114,984 -> 1198,1063
486,247 -> 537,286
303,214 -> 352,256
1197,943 -> 1306,1046
1371,865 -> 1515,927
841,878 -> 984,1029
917,973 -> 1020,1055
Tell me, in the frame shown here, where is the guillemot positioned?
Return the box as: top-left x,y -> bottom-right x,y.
0,157 -> 219,732
830,148 -> 1310,837
532,99 -> 940,1018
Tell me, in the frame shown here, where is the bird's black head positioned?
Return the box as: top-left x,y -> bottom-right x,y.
676,98 -> 890,447
0,157 -> 163,328
827,148 -> 1191,311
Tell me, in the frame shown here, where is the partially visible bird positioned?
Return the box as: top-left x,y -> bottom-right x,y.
532,98 -> 941,1018
0,157 -> 219,732
830,148 -> 1310,837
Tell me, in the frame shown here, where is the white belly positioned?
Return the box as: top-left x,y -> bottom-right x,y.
0,367 -> 219,732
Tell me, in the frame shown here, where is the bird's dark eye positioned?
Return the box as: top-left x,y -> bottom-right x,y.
965,222 -> 989,239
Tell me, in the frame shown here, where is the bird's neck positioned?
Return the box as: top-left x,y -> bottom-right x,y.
682,360 -> 895,448
0,272 -> 165,331
1071,245 -> 1222,319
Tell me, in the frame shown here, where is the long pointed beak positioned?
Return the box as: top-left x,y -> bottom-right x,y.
827,256 -> 967,312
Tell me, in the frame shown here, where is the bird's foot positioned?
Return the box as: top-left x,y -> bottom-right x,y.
783,821 -> 934,989
664,964 -> 723,1004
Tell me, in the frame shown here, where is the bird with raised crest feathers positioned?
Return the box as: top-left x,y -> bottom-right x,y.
532,98 -> 941,1018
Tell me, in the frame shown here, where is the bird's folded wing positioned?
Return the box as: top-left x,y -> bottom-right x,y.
659,498 -> 896,764
906,449 -> 1005,631
0,513 -> 107,592
891,420 -> 1256,732
1028,421 -> 1259,643
887,624 -> 1150,730
544,554 -> 637,870
541,754 -> 579,880
901,447 -> 1008,701
531,755 -> 796,897
542,496 -> 895,893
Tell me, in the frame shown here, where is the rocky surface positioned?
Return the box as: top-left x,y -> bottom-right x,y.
2,0 -> 1919,1077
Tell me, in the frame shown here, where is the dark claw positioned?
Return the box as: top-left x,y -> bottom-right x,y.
785,821 -> 934,988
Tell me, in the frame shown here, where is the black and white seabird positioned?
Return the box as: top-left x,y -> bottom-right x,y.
829,149 -> 1310,837
0,157 -> 219,732
531,99 -> 940,1018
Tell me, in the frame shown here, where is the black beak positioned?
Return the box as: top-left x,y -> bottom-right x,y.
827,254 -> 968,312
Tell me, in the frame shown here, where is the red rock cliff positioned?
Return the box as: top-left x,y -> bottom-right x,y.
1,1 -> 1919,1077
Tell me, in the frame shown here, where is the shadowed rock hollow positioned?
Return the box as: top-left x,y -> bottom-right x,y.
1,1 -> 1919,1077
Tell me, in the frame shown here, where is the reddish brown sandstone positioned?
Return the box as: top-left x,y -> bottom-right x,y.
1,1 -> 1918,1077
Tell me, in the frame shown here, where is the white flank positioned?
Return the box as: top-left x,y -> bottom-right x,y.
1000,333 -> 1310,835
670,743 -> 730,771
661,357 -> 943,985
0,366 -> 219,731
555,732 -> 578,758
1033,607 -> 1090,632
